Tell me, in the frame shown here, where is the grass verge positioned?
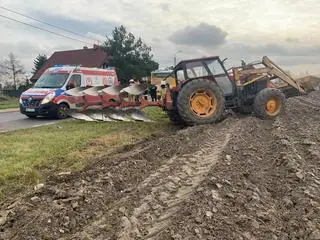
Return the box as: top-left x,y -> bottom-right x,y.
0,107 -> 175,199
0,96 -> 19,110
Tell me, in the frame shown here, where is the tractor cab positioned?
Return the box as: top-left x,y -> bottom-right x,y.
173,56 -> 237,108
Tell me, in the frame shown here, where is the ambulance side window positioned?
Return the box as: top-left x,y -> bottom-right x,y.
67,74 -> 81,89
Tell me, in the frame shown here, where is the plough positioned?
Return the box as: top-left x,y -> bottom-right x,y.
61,84 -> 163,122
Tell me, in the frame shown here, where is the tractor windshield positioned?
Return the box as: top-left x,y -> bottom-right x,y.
186,61 -> 208,78
185,59 -> 233,95
34,73 -> 70,88
185,59 -> 226,79
205,59 -> 226,75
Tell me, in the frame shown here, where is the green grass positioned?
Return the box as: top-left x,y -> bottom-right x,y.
0,96 -> 19,109
0,107 -> 174,199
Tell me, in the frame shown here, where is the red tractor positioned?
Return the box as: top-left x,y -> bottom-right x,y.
64,56 -> 305,125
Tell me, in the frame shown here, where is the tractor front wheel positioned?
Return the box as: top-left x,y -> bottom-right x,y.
253,88 -> 285,119
177,79 -> 225,125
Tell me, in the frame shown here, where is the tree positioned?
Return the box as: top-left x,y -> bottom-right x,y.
0,53 -> 24,89
103,25 -> 159,83
32,54 -> 47,74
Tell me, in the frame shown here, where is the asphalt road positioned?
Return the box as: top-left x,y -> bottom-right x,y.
0,111 -> 58,133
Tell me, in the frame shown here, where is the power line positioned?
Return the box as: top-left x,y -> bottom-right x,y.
0,13 -> 93,45
0,6 -> 99,43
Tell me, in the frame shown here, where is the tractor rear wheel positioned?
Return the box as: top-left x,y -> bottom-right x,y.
166,109 -> 185,125
177,79 -> 225,125
253,88 -> 285,119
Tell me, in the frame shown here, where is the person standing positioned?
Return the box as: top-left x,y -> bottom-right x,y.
148,82 -> 157,101
160,80 -> 167,101
128,79 -> 136,102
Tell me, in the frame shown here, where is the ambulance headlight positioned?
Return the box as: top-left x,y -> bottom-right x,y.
41,92 -> 55,104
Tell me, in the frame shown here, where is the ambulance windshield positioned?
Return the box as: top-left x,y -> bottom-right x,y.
34,73 -> 69,88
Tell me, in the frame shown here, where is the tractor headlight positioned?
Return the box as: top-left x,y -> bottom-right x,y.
41,92 -> 55,105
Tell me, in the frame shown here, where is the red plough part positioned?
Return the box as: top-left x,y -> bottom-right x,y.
62,84 -> 165,122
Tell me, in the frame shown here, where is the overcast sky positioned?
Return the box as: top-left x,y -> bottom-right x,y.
1,0 -> 320,77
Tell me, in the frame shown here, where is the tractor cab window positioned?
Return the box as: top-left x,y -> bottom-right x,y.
186,61 -> 209,78
205,59 -> 226,75
176,69 -> 185,81
205,59 -> 233,95
67,74 -> 81,90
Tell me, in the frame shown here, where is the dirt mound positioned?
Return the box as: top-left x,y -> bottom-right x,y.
158,92 -> 320,240
1,91 -> 320,240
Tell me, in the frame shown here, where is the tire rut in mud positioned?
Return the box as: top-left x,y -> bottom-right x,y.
70,118 -> 239,240
117,126 -> 235,239
0,117 -> 239,240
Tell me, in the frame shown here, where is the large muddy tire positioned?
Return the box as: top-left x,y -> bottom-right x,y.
253,88 -> 285,119
177,79 -> 225,125
166,109 -> 185,125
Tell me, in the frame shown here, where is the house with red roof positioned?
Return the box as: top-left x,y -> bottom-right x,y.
30,45 -> 109,82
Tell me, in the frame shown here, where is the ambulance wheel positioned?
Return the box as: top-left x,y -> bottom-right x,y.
56,103 -> 69,119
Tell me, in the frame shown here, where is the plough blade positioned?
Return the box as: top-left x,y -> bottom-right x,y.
65,83 -> 156,123
106,108 -> 131,121
65,87 -> 87,97
124,109 -> 153,122
102,85 -> 123,96
88,114 -> 114,122
85,109 -> 115,122
68,108 -> 152,122
83,86 -> 105,96
68,110 -> 95,121
120,83 -> 147,95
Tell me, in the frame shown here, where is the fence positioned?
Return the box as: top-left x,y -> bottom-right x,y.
0,90 -> 24,98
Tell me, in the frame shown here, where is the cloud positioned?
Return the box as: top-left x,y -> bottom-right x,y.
225,43 -> 320,57
0,0 -> 319,76
0,41 -> 75,72
152,37 -> 161,43
168,23 -> 228,47
159,3 -> 170,12
27,10 -> 117,37
272,56 -> 320,66
286,37 -> 299,43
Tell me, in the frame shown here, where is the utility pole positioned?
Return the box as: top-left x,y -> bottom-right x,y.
174,50 -> 182,66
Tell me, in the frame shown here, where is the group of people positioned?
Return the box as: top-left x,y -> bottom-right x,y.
147,80 -> 168,102
127,78 -> 168,102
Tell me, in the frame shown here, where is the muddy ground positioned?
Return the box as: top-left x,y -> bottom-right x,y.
1,91 -> 320,240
